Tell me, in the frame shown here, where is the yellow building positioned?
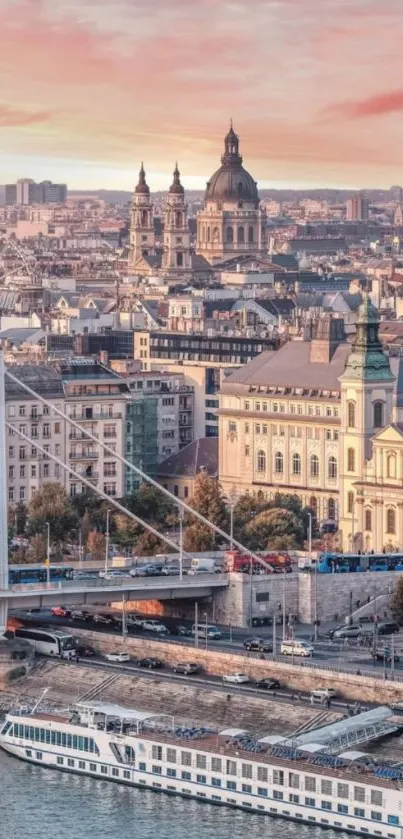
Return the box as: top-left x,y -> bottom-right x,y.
218,299 -> 403,551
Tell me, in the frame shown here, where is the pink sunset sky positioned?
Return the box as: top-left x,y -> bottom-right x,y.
1,0 -> 403,190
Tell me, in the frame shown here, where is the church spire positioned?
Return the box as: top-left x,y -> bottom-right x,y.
341,294 -> 394,382
222,120 -> 242,166
169,162 -> 184,195
135,162 -> 150,195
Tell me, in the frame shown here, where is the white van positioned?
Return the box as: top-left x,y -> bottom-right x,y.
280,639 -> 314,657
192,623 -> 221,640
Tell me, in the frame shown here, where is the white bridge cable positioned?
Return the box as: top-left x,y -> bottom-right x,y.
5,367 -> 273,572
5,422 -> 189,557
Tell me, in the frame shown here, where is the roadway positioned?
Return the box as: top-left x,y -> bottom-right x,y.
11,608 -> 403,682
0,573 -> 228,609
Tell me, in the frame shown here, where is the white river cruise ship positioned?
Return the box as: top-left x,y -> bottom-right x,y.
1,700 -> 403,838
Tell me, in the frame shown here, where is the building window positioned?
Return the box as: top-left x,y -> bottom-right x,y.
245,445 -> 250,457
244,422 -> 249,433
328,457 -> 337,479
226,226 -> 233,244
387,508 -> 396,535
305,776 -> 316,792
292,453 -> 301,475
228,421 -> 237,433
365,509 -> 372,531
275,451 -> 283,474
238,226 -> 245,243
257,450 -> 266,472
248,226 -> 254,244
371,791 -> 382,807
328,498 -> 336,520
310,455 -> 319,478
347,491 -> 354,514
347,448 -> 355,472
373,401 -> 384,429
387,453 -> 396,479
347,401 -> 356,428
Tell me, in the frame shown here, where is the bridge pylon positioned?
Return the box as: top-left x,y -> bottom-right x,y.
0,351 -> 8,633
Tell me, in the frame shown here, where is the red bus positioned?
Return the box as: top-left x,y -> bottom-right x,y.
224,550 -> 292,574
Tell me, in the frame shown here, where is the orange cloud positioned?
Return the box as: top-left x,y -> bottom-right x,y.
323,89 -> 403,120
0,103 -> 50,127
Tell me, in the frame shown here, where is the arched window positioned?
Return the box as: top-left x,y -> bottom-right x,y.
328,498 -> 336,520
176,253 -> 183,267
347,491 -> 354,514
310,496 -> 317,512
347,447 -> 355,472
292,453 -> 301,475
364,509 -> 372,531
347,401 -> 356,429
212,226 -> 219,242
257,450 -> 266,472
248,226 -> 254,244
328,456 -> 337,479
274,451 -> 283,474
207,227 -> 211,242
175,212 -> 182,228
373,401 -> 384,429
387,453 -> 397,479
387,508 -> 396,534
226,226 -> 233,244
141,209 -> 148,226
310,454 -> 319,477
238,226 -> 245,244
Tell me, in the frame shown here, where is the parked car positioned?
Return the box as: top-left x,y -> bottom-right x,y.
222,672 -> 250,684
140,620 -> 169,634
92,614 -> 114,625
372,647 -> 400,663
254,677 -> 280,690
105,651 -> 130,663
136,657 -> 163,669
172,662 -> 200,675
243,638 -> 273,653
51,606 -> 71,618
332,625 -> 363,640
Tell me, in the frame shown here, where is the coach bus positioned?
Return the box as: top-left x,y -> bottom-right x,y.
14,627 -> 77,659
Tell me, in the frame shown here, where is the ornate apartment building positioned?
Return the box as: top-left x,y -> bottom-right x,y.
219,300 -> 403,552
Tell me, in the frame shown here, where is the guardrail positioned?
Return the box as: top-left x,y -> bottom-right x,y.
2,572 -> 229,595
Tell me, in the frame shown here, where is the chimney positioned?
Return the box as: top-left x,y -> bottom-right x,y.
309,315 -> 345,363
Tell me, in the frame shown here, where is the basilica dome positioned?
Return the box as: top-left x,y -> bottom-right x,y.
205,124 -> 259,203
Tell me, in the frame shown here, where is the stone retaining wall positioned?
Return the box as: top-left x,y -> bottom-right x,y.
69,628 -> 403,704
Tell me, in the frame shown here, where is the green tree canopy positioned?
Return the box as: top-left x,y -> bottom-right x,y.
391,578 -> 403,625
244,507 -> 305,551
183,472 -> 229,550
27,483 -> 79,543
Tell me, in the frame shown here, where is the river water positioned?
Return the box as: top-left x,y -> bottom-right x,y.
1,750 -> 351,839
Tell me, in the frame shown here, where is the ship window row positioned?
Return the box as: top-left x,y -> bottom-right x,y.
13,724 -> 99,754
26,752 -> 130,780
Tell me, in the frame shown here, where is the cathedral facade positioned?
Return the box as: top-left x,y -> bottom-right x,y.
128,124 -> 268,275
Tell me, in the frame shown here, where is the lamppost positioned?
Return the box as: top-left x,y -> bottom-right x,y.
105,509 -> 111,576
203,611 -> 208,650
78,526 -> 83,568
308,512 -> 318,641
178,506 -> 184,581
224,488 -> 237,551
45,521 -> 50,584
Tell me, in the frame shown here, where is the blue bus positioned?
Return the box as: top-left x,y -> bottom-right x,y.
317,552 -> 403,573
8,564 -> 74,585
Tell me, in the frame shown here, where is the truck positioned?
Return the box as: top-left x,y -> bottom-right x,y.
224,550 -> 292,574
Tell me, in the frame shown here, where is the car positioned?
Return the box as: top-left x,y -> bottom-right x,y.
92,613 -> 114,625
129,567 -> 148,577
372,647 -> 401,663
99,569 -> 128,579
140,620 -> 169,634
161,565 -> 180,576
254,677 -> 281,690
51,606 -> 71,618
376,622 -> 400,636
243,638 -> 273,653
105,651 -> 130,663
310,688 -> 338,700
75,644 -> 96,658
70,609 -> 90,621
136,657 -> 163,669
332,625 -> 363,640
172,662 -> 200,675
176,625 -> 192,637
222,672 -> 250,684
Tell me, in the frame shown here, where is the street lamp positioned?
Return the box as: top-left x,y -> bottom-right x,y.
308,512 -> 318,641
178,506 -> 184,581
203,611 -> 208,650
45,521 -> 50,584
78,526 -> 83,568
224,488 -> 237,551
105,509 -> 111,575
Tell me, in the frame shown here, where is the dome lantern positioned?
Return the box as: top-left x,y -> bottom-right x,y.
135,163 -> 150,195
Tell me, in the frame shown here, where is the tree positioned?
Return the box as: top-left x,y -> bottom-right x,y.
244,507 -> 304,551
183,523 -> 214,553
135,531 -> 166,557
27,483 -> 79,543
123,484 -> 175,526
81,510 -> 92,546
391,578 -> 403,625
28,533 -> 47,564
232,494 -> 270,542
87,530 -> 106,563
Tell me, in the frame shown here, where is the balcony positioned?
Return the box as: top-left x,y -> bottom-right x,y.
76,471 -> 99,483
72,412 -> 122,422
69,451 -> 98,460
69,432 -> 99,440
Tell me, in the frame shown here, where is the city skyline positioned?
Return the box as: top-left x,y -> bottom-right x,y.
1,0 -> 403,190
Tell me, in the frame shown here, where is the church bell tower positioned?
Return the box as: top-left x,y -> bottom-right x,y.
162,164 -> 190,270
128,164 -> 155,271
